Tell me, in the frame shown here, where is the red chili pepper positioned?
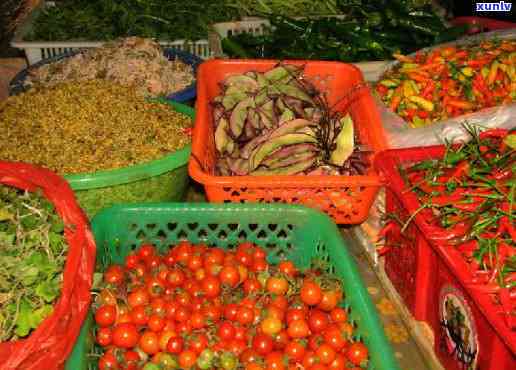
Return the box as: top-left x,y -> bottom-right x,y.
492,167 -> 513,180
479,128 -> 509,139
427,220 -> 472,242
450,161 -> 470,180
499,289 -> 516,329
377,246 -> 391,257
457,240 -> 478,258
467,282 -> 500,294
421,80 -> 434,99
378,222 -> 397,239
498,216 -> 516,241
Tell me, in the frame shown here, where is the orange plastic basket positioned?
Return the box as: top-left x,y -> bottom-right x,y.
189,59 -> 387,224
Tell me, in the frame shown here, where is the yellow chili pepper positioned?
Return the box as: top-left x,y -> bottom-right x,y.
403,80 -> 415,97
461,67 -> 474,77
481,67 -> 490,79
379,79 -> 400,88
488,60 -> 500,85
408,96 -> 434,112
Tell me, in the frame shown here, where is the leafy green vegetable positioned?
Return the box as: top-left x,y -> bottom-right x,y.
222,0 -> 467,62
0,185 -> 67,341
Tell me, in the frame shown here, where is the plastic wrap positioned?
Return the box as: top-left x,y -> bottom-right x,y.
376,29 -> 516,148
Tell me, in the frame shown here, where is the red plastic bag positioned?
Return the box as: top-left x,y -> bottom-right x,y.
0,162 -> 96,370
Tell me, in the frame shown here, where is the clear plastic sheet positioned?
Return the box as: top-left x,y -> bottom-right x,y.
376,29 -> 516,148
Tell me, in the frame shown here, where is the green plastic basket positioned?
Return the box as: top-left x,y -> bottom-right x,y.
64,100 -> 194,218
65,203 -> 400,370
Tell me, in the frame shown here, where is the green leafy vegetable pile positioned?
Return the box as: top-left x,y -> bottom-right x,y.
26,0 -> 240,42
0,185 -> 67,341
222,0 -> 467,62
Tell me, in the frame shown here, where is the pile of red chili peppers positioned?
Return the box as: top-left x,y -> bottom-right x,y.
399,127 -> 515,326
376,39 -> 516,128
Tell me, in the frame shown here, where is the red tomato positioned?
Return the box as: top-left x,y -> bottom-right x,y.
130,305 -> 149,326
219,265 -> 240,287
150,297 -> 166,316
286,307 -> 306,324
218,321 -> 236,340
265,351 -> 286,370
174,242 -> 193,264
309,364 -> 328,370
328,353 -> 346,370
252,258 -> 269,272
300,281 -> 322,306
330,308 -> 347,323
98,352 -> 119,370
166,268 -> 186,287
261,317 -> 282,336
316,343 -> 336,364
96,327 -> 112,347
235,249 -> 253,267
189,333 -> 209,354
252,246 -> 266,260
174,305 -> 191,323
317,290 -> 341,312
159,330 -> 175,351
266,305 -> 285,321
266,277 -> 288,295
227,339 -> 247,355
148,314 -> 165,332
127,288 -> 149,308
240,348 -> 260,364
201,276 -> 221,298
112,323 -> 139,348
252,333 -> 274,355
346,342 -> 369,366
237,306 -> 255,326
166,336 -> 184,354
278,261 -> 297,277
284,340 -> 306,362
125,253 -> 140,269
273,330 -> 289,350
269,295 -> 288,311
203,304 -> 222,322
243,278 -> 262,295
145,255 -> 161,270
204,248 -> 225,266
287,319 -> 310,339
323,326 -> 347,351
224,303 -> 239,321
178,349 -> 197,369
308,309 -> 329,333
104,265 -> 125,285
139,330 -> 160,355
95,305 -> 117,327
99,289 -> 117,306
302,351 -> 319,368
146,277 -> 165,298
163,251 -> 176,266
308,334 -> 324,351
234,325 -> 248,341
190,311 -> 206,329
138,244 -> 156,260
187,254 -> 203,271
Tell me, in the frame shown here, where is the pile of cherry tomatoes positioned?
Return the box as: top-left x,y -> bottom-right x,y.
93,241 -> 370,369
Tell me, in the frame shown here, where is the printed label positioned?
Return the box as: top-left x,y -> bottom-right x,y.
476,1 -> 513,11
439,285 -> 479,370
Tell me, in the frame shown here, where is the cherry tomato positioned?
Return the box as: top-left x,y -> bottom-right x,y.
308,309 -> 329,333
145,255 -> 161,270
174,305 -> 191,322
328,353 -> 346,370
146,277 -> 165,298
309,364 -> 328,370
317,290 -> 341,312
266,276 -> 288,296
273,330 -> 289,350
174,242 -> 193,265
308,334 -> 324,351
240,348 -> 260,364
330,307 -> 347,323
178,349 -> 198,369
278,261 -> 297,277
201,276 -> 221,298
252,246 -> 266,260
287,319 -> 310,339
237,306 -> 255,326
286,308 -> 306,325
191,311 -> 206,329
204,248 -> 225,266
265,351 -> 286,370
218,321 -> 236,340
227,339 -> 247,355
187,254 -> 204,271
266,305 -> 285,321
302,351 -> 319,368
104,265 -> 125,285
235,249 -> 253,267
323,326 -> 347,351
243,278 -> 262,295
252,258 -> 269,272
219,265 -> 240,287
234,325 -> 248,341
300,281 -> 322,306
99,289 -> 117,306
159,330 -> 176,351
285,340 -> 306,362
139,330 -> 160,355
95,305 -> 117,327
138,244 -> 156,260
190,333 -> 209,354
148,314 -> 165,332
269,295 -> 288,311
261,317 -> 282,336
316,343 -> 336,364
125,253 -> 140,269
166,268 -> 186,287
346,342 -> 369,366
163,251 -> 176,266
224,303 -> 239,321
127,288 -> 149,308
96,327 -> 113,347
203,304 -> 222,322
166,336 -> 184,354
252,333 -> 274,355
98,352 -> 119,370
112,323 -> 139,348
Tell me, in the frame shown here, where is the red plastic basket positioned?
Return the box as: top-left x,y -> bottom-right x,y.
0,162 -> 96,370
189,59 -> 387,224
375,147 -> 516,369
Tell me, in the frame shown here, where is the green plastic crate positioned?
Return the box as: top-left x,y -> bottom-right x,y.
66,203 -> 400,370
64,100 -> 194,218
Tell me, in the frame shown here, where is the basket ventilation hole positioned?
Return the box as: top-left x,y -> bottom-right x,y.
130,223 -> 138,231
146,223 -> 157,230
218,230 -> 228,239
268,224 -> 278,231
287,224 -> 294,230
238,230 -> 247,240
198,229 -> 208,238
228,223 -> 238,231
177,230 -> 188,240
167,223 -> 178,231
249,224 -> 258,231
257,230 -> 267,239
136,230 -> 146,240
188,222 -> 199,231
208,223 -> 218,231
157,230 -> 167,240
277,229 -> 288,239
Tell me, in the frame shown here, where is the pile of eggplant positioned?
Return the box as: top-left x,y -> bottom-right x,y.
213,64 -> 369,176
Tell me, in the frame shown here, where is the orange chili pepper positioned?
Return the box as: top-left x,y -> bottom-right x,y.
407,72 -> 429,83
389,94 -> 401,112
447,99 -> 474,110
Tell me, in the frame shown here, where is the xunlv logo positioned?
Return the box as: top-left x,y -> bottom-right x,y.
476,1 -> 512,11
